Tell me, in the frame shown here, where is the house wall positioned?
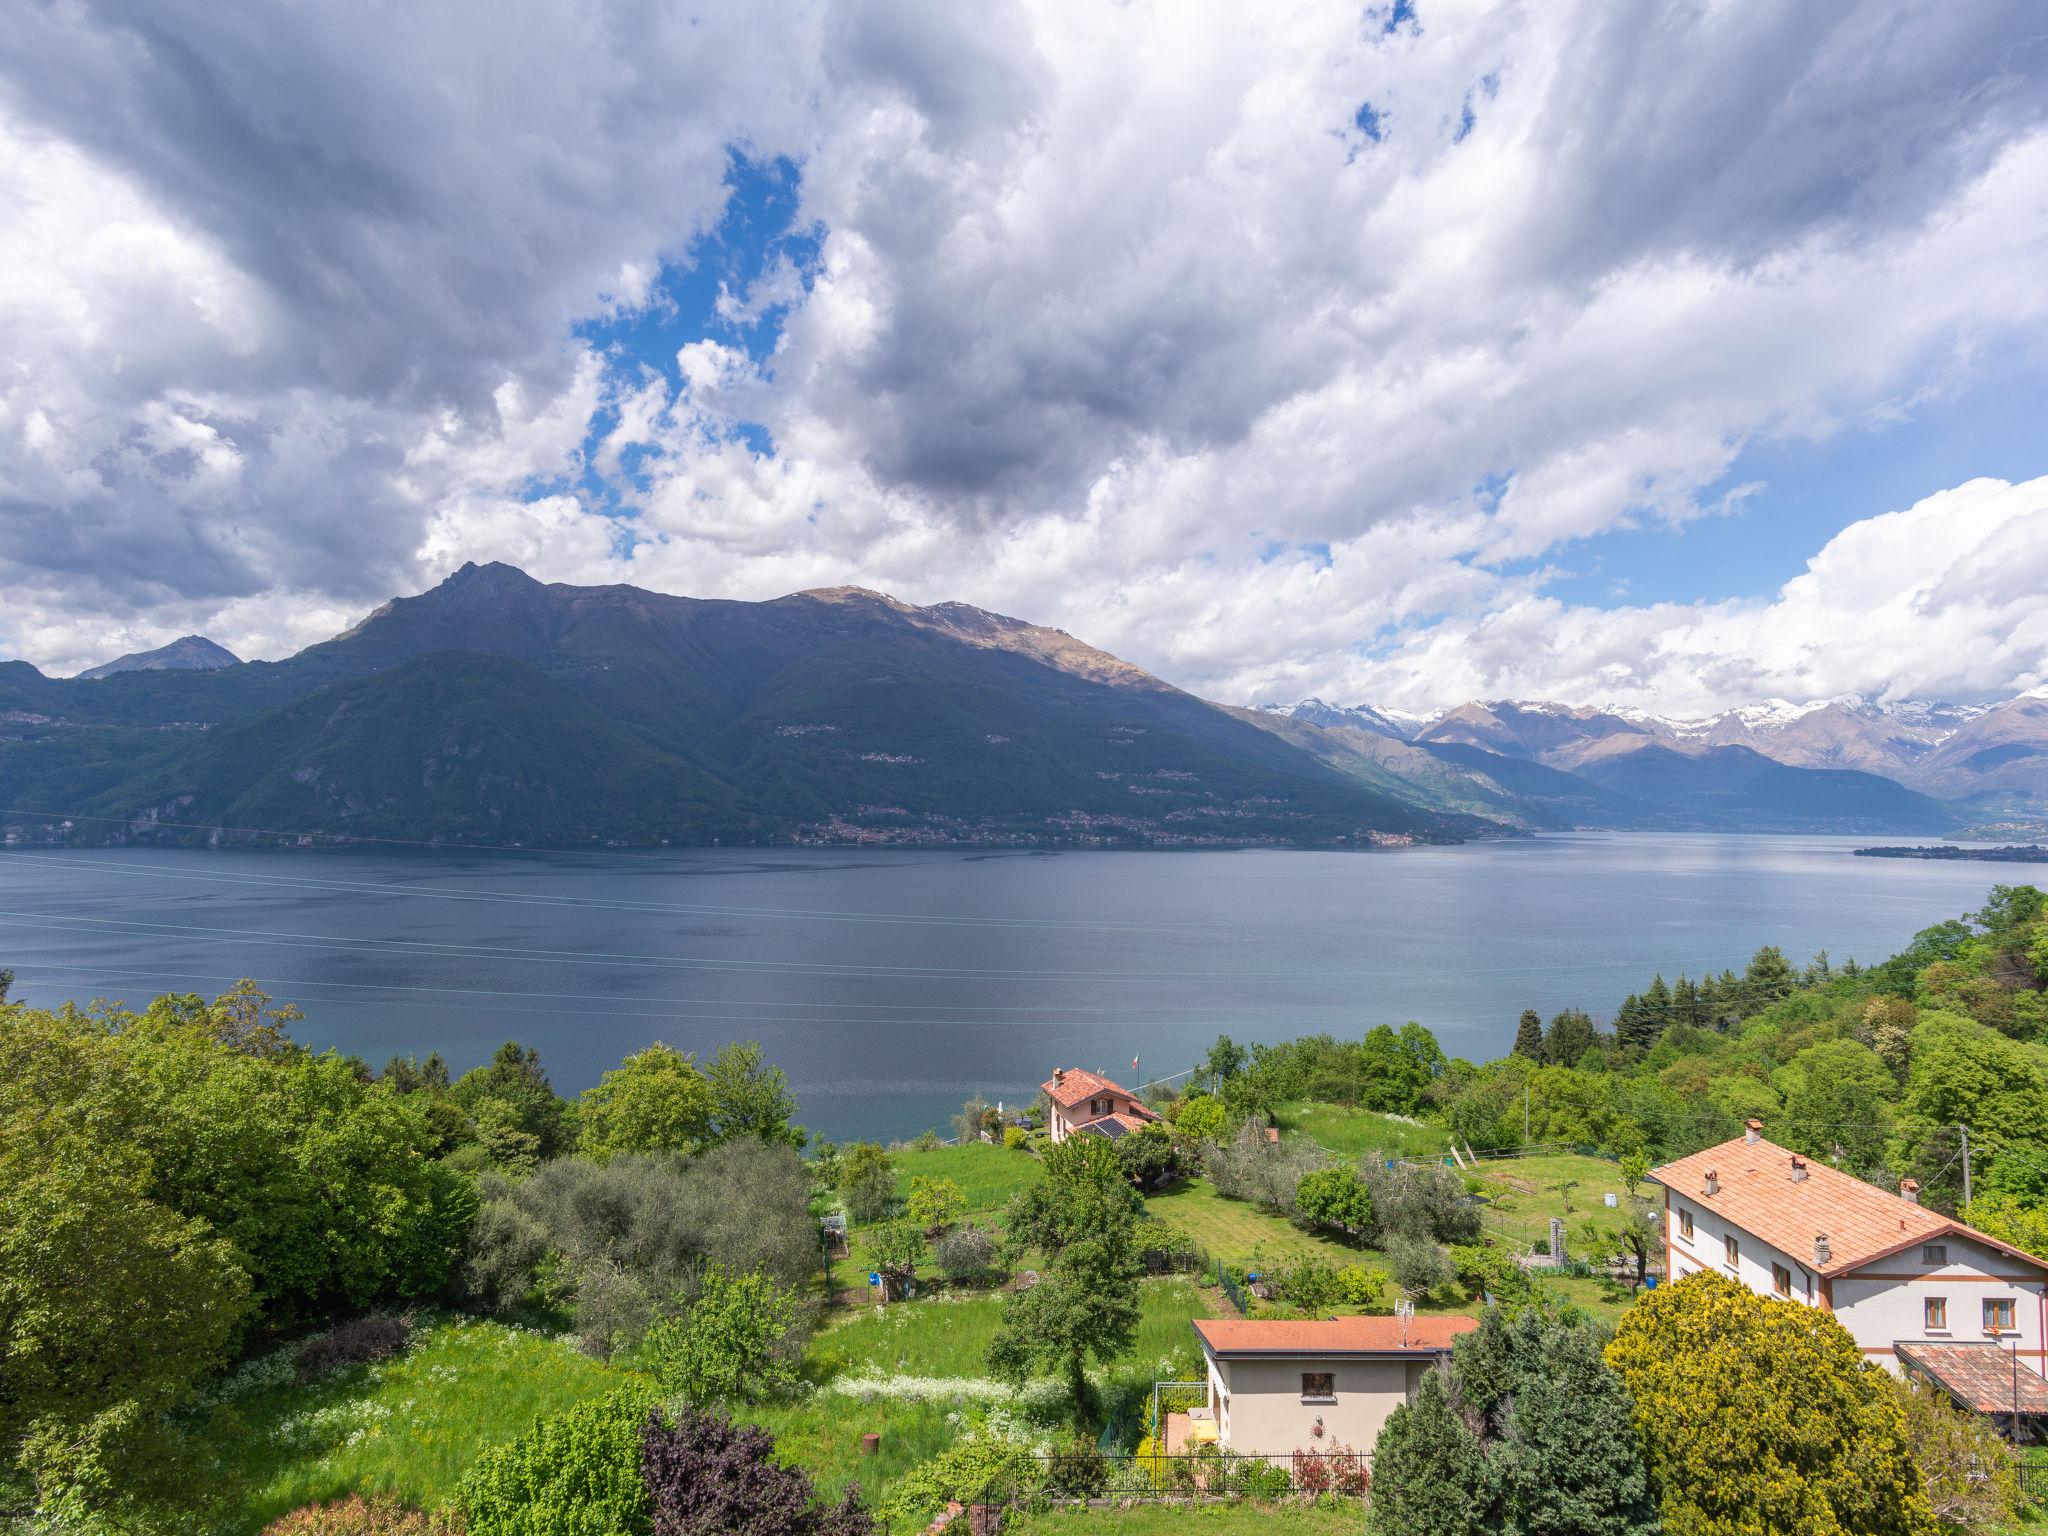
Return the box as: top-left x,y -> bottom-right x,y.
1665,1188 -> 2048,1377
1207,1351 -> 1433,1458
1046,1090 -> 1138,1144
1834,1234 -> 2046,1375
1665,1188 -> 1823,1306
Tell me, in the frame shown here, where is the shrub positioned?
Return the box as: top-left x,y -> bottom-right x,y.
885,1421 -> 1043,1527
913,1130 -> 941,1152
1296,1168 -> 1373,1237
1386,1234 -> 1455,1297
934,1224 -> 998,1285
640,1265 -> 803,1407
1002,1126 -> 1026,1150
642,1404 -> 872,1535
1294,1440 -> 1369,1497
838,1143 -> 896,1224
262,1498 -> 457,1535
1334,1263 -> 1388,1309
457,1387 -> 656,1536
1044,1439 -> 1109,1498
294,1314 -> 413,1382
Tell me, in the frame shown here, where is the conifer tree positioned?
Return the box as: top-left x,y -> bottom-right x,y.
1369,1368 -> 1492,1536
1512,1009 -> 1546,1063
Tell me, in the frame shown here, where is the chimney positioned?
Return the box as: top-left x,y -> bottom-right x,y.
1814,1232 -> 1831,1267
1744,1118 -> 1763,1145
1704,1168 -> 1719,1197
1789,1155 -> 1808,1182
1901,1178 -> 1921,1205
1053,1068 -> 1065,1087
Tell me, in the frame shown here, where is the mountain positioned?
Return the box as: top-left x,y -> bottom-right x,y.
0,564 -> 1483,850
1905,691 -> 2048,813
1571,745 -> 1957,832
1257,697 -> 1974,832
74,635 -> 241,680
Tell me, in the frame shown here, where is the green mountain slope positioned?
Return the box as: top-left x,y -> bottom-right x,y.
1,566 -> 1486,849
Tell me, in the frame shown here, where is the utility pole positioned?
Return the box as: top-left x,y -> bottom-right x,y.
1961,1124 -> 1972,1209
1524,1085 -> 1531,1145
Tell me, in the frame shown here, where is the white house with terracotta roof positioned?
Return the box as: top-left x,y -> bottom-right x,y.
1652,1120 -> 2048,1392
1039,1067 -> 1158,1143
1191,1315 -> 1478,1458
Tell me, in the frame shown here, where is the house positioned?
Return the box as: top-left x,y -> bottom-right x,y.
1039,1066 -> 1159,1143
1192,1315 -> 1478,1457
1652,1120 -> 2048,1393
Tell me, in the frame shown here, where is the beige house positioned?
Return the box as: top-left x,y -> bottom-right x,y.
1039,1067 -> 1157,1143
1192,1315 -> 1477,1457
1653,1121 -> 2048,1406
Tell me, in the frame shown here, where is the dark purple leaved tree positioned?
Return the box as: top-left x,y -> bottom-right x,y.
641,1407 -> 874,1536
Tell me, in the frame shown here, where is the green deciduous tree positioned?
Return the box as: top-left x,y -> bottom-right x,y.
457,1387 -> 656,1536
1295,1167 -> 1373,1238
837,1142 -> 896,1224
452,1040 -> 574,1161
906,1175 -> 966,1233
988,1135 -> 1144,1421
1172,1092 -> 1228,1141
1893,1370 -> 2020,1535
641,1265 -> 802,1408
1606,1272 -> 1931,1536
578,1043 -> 711,1160
703,1041 -> 805,1150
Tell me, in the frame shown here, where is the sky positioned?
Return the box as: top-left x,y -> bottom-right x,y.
4,0 -> 2048,716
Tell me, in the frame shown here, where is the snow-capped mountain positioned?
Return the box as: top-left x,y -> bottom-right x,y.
1262,689 -> 2047,813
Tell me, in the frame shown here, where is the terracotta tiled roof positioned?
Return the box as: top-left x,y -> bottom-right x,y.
1898,1342 -> 2048,1415
1194,1315 -> 1478,1356
1650,1134 -> 2048,1277
1041,1067 -> 1147,1111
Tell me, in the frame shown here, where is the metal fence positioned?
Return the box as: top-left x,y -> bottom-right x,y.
1215,1259 -> 1250,1315
946,1448 -> 1372,1506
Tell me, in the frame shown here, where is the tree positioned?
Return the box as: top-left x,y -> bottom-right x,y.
1513,1010 -> 1546,1063
1385,1234 -> 1454,1298
642,1404 -> 873,1536
1172,1092 -> 1228,1141
837,1142 -> 896,1224
988,1135 -> 1144,1420
703,1041 -> 805,1150
1112,1122 -> 1182,1189
452,1040 -> 573,1160
1205,1033 -> 1247,1086
1274,1255 -> 1341,1318
641,1265 -> 802,1408
1892,1371 -> 2020,1534
934,1224 -> 998,1284
1295,1167 -> 1373,1238
860,1222 -> 924,1301
1478,1313 -> 1658,1536
1545,1009 -> 1596,1069
1741,945 -> 1797,1015
951,1093 -> 999,1144
579,1043 -> 712,1160
1369,1369 -> 1492,1536
0,967 -> 12,1002
1606,1272 -> 1931,1536
906,1175 -> 966,1233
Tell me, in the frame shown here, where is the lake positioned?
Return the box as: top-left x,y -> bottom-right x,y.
0,835 -> 2007,1142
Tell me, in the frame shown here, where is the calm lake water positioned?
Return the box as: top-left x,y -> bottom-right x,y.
0,836 -> 2007,1142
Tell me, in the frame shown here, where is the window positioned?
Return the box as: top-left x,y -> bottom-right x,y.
1772,1263 -> 1792,1297
1925,1297 -> 1948,1330
1985,1299 -> 2017,1333
1301,1372 -> 1335,1402
1678,1208 -> 1694,1240
1922,1244 -> 1948,1265
1725,1234 -> 1740,1268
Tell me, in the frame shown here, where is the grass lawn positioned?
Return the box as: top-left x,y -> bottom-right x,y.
1146,1178 -> 1370,1271
815,1277 -> 1210,1385
1276,1102 -> 1450,1161
1466,1151 -> 1639,1251
893,1141 -> 1044,1216
1011,1499 -> 1366,1534
185,1316 -> 634,1533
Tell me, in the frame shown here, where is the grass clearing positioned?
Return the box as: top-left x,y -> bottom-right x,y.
187,1316 -> 633,1533
1145,1178 -> 1366,1270
892,1142 -> 1045,1215
1466,1151 -> 1638,1251
1012,1499 -> 1366,1534
1276,1102 -> 1449,1161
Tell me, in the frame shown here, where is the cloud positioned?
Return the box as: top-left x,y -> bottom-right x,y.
3,0 -> 2047,710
